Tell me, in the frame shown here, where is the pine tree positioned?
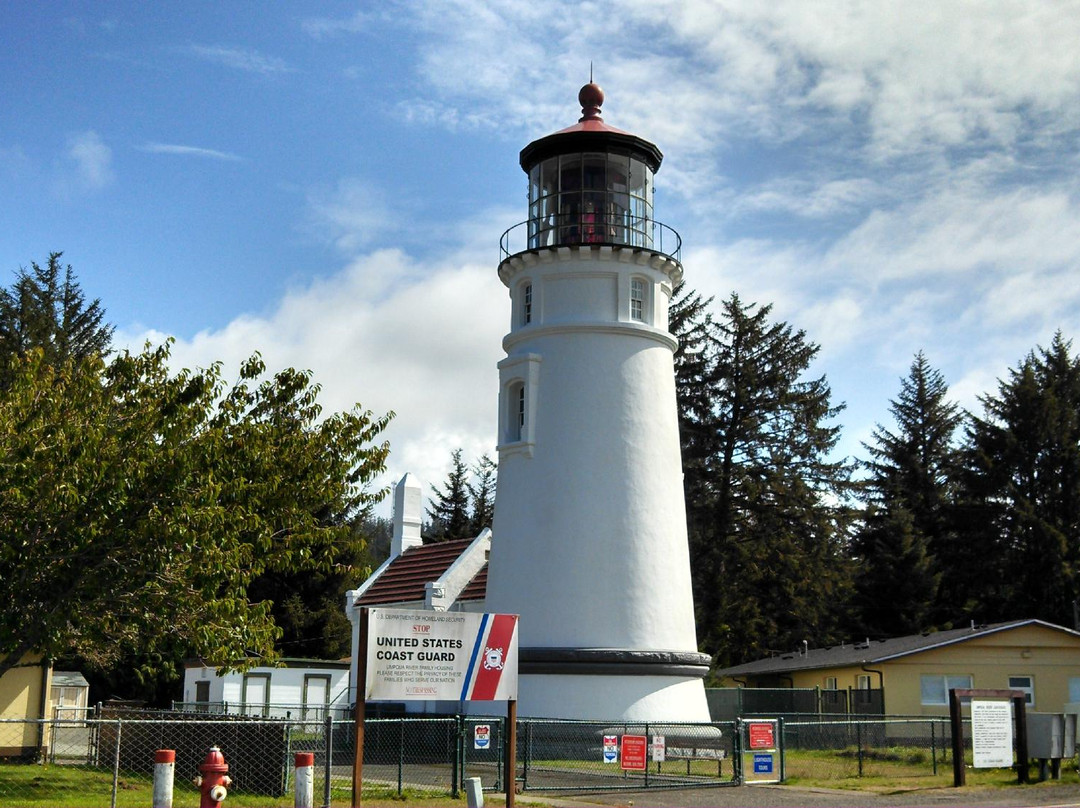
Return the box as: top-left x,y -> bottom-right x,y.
0,253 -> 113,383
958,332 -> 1080,624
426,448 -> 473,541
678,292 -> 854,667
855,352 -> 960,629
468,454 -> 497,534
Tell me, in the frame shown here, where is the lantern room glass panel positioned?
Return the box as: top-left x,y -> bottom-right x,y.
527,151 -> 655,251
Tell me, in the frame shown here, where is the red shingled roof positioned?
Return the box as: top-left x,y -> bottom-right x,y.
357,538 -> 487,607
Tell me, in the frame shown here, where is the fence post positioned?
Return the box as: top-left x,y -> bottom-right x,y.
110,719 -> 122,808
856,720 -> 863,777
778,716 -> 786,783
322,715 -> 333,808
153,749 -> 175,808
930,720 -> 937,775
400,719 -> 406,796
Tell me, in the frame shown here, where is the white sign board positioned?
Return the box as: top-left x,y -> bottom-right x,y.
651,735 -> 666,762
971,699 -> 1014,768
365,608 -> 518,701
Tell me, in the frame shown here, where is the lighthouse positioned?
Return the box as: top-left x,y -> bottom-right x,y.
485,83 -> 711,721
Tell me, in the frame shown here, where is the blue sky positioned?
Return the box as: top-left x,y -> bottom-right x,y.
4,1 -> 1080,508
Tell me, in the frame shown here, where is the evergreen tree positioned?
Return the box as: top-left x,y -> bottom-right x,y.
851,505 -> 939,636
0,253 -> 113,383
958,332 -> 1080,624
854,352 -> 960,629
426,448 -> 472,541
677,292 -> 854,667
468,454 -> 497,534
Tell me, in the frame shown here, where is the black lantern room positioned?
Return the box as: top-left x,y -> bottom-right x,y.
518,82 -> 666,253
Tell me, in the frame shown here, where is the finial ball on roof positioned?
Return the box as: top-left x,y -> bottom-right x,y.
578,82 -> 604,121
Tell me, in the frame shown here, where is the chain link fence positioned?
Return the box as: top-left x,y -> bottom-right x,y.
781,716 -> 956,781
0,711 -> 978,805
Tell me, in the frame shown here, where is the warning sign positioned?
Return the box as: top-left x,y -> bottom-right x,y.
621,735 -> 647,771
748,721 -> 776,750
602,735 -> 618,764
474,724 -> 491,750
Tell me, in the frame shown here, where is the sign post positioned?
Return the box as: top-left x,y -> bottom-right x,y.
354,608 -> 519,805
949,688 -> 1028,786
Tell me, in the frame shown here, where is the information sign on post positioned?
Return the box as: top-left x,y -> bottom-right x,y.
971,700 -> 1014,768
365,608 -> 518,701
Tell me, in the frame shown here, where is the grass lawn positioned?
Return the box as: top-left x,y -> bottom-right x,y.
0,764 -> 499,807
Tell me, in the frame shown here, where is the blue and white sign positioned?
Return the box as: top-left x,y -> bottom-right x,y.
474,724 -> 491,750
602,735 -> 618,763
753,753 -> 774,774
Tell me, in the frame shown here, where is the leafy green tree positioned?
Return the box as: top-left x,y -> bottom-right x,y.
853,352 -> 960,631
0,343 -> 392,683
468,454 -> 497,535
0,253 -> 113,381
426,448 -> 472,541
675,292 -> 854,667
958,332 -> 1080,624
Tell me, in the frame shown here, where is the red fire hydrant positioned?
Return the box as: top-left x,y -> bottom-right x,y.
194,746 -> 232,808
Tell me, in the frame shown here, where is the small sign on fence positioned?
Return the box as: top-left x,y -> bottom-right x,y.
620,735 -> 648,771
474,724 -> 491,750
748,720 -> 776,750
602,735 -> 618,763
753,753 -> 774,774
650,735 -> 666,762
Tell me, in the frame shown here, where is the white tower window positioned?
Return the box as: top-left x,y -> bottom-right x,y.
522,282 -> 533,325
497,353 -> 541,456
630,278 -> 646,321
509,382 -> 525,441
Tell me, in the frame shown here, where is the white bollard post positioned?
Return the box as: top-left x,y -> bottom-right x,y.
152,749 -> 175,808
464,776 -> 484,808
294,751 -> 315,808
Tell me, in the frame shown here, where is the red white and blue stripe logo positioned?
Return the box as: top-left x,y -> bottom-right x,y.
460,613 -> 519,701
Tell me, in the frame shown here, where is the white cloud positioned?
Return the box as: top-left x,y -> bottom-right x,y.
118,242 -> 509,514
54,131 -> 113,196
186,44 -> 293,75
139,142 -> 243,162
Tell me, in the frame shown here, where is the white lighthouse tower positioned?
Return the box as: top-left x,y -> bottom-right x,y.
485,83 -> 711,721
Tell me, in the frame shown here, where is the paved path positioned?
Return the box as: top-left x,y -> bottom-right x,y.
507,782 -> 1080,807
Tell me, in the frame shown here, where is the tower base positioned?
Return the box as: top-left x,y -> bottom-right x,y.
517,673 -> 710,722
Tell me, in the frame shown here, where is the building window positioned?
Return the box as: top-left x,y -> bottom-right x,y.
1009,675 -> 1035,707
1069,677 -> 1080,703
630,278 -> 645,322
824,676 -> 837,690
522,283 -> 533,325
920,674 -> 973,706
856,674 -> 872,690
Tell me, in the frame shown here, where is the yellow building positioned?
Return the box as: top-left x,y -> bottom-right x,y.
715,620 -> 1080,717
0,653 -> 52,758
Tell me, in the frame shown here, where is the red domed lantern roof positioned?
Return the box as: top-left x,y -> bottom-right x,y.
519,82 -> 663,173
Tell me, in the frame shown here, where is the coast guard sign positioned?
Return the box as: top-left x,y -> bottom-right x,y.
365,608 -> 519,701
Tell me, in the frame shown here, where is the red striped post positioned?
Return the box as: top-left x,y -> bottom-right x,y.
295,751 -> 315,808
153,749 -> 175,808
